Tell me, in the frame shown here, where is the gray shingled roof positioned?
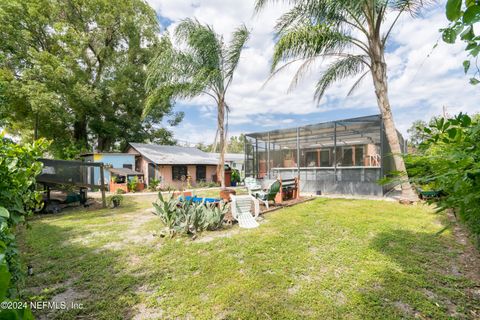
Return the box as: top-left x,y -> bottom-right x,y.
128,143 -> 218,165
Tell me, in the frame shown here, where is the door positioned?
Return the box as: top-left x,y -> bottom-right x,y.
196,165 -> 206,182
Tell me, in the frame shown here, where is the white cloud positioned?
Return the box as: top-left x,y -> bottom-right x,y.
147,0 -> 480,143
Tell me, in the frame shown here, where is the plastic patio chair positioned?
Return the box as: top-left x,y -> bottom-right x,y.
253,180 -> 281,209
244,177 -> 262,195
230,195 -> 260,229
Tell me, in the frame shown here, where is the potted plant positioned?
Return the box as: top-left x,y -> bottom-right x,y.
107,194 -> 124,208
230,169 -> 240,187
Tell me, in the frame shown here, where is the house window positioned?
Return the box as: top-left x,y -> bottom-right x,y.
354,146 -> 364,166
305,151 -> 317,167
320,149 -> 330,167
172,165 -> 187,181
342,147 -> 353,166
196,165 -> 206,182
123,164 -> 133,169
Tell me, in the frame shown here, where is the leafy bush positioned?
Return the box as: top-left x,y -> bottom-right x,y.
116,188 -> 126,195
127,176 -> 139,192
0,134 -> 46,318
148,178 -> 161,191
405,114 -> 480,246
231,169 -> 241,184
152,192 -> 228,237
195,181 -> 220,188
107,194 -> 124,208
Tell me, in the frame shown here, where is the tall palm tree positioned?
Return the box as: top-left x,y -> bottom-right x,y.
256,0 -> 424,200
145,19 -> 249,188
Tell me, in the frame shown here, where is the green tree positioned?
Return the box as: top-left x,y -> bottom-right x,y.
442,0 -> 480,85
0,0 -> 181,158
406,114 -> 480,246
407,120 -> 429,148
145,19 -> 250,188
256,0 -> 424,200
227,134 -> 245,153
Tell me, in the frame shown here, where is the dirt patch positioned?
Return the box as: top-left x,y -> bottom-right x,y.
132,303 -> 164,320
448,210 -> 480,284
196,228 -> 240,243
393,301 -> 415,316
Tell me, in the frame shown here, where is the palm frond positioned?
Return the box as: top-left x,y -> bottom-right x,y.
314,55 -> 368,103
346,70 -> 369,96
224,24 -> 250,84
272,24 -> 354,71
387,0 -> 432,16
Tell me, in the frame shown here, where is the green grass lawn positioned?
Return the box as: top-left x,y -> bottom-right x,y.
18,197 -> 480,319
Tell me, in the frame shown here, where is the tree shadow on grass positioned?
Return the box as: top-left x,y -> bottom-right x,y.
19,218 -> 149,319
358,229 -> 480,319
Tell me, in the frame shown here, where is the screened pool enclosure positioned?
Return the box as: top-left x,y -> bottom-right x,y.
244,115 -> 406,196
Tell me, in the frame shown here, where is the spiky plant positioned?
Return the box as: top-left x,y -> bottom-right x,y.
145,19 -> 250,188
256,0 -> 429,200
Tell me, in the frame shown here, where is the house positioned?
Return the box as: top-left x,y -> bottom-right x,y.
126,143 -> 219,188
245,114 -> 407,196
208,152 -> 245,175
81,153 -> 143,189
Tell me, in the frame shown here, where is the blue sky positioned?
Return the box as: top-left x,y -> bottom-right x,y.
146,0 -> 480,146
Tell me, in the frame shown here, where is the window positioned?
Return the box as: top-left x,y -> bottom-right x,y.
342,147 -> 353,166
196,165 -> 206,182
320,149 -> 330,167
354,146 -> 364,166
123,164 -> 133,169
305,151 -> 317,167
172,165 -> 187,181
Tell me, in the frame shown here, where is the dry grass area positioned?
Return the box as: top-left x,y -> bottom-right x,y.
18,195 -> 480,319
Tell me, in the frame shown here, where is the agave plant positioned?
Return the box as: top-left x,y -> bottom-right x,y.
152,192 -> 179,235
204,203 -> 229,231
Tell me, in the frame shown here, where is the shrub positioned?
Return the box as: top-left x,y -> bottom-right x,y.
127,176 -> 139,192
196,181 -> 220,188
107,194 -> 124,208
0,134 -> 46,318
116,188 -> 126,195
231,169 -> 241,184
148,178 -> 161,191
406,113 -> 480,246
152,192 -> 229,237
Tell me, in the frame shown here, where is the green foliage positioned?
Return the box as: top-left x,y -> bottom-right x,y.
107,194 -> 124,208
442,0 -> 480,84
231,169 -> 241,184
407,120 -> 429,148
195,181 -> 220,188
0,0 -> 180,158
196,134 -> 245,153
127,177 -> 139,193
152,192 -> 228,237
405,113 -> 480,246
0,135 -> 45,317
148,178 -> 161,191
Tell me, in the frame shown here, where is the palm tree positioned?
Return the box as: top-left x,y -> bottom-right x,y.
145,19 -> 249,188
256,0 -> 423,200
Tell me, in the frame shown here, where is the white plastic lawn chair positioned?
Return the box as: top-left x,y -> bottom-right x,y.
244,177 -> 262,195
230,195 -> 260,229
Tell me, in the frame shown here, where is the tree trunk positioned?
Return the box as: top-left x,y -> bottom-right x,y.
73,115 -> 88,150
217,98 -> 226,188
370,48 -> 418,201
